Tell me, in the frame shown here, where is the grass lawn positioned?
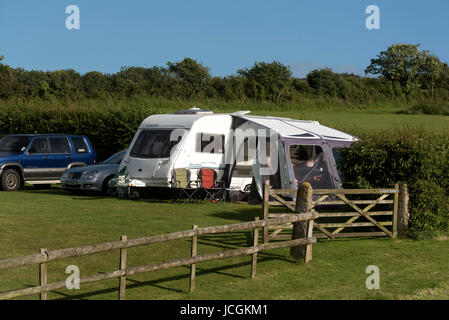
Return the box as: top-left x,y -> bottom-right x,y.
1,187 -> 449,300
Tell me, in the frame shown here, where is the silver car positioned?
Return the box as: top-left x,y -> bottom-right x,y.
61,150 -> 126,195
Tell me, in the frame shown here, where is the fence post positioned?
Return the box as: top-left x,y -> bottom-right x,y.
262,180 -> 270,244
189,225 -> 198,293
392,183 -> 399,238
290,182 -> 312,261
118,235 -> 127,300
305,217 -> 314,263
397,182 -> 410,237
39,248 -> 48,300
251,217 -> 259,279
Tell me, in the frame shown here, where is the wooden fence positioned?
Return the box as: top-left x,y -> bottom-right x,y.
262,181 -> 409,242
0,213 -> 317,300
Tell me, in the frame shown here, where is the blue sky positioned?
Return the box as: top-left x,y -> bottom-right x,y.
1,0 -> 448,77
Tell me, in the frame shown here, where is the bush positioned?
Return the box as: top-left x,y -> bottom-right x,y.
0,104 -> 158,161
400,99 -> 449,115
340,128 -> 449,238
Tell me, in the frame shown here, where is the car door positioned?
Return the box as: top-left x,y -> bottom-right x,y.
47,137 -> 73,179
22,137 -> 52,181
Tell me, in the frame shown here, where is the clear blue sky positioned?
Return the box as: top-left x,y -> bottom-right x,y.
1,0 -> 448,77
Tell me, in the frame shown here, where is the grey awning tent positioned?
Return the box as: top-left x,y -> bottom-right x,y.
228,115 -> 358,197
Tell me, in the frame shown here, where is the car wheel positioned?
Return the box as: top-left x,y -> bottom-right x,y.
33,184 -> 51,190
102,176 -> 117,196
1,169 -> 22,191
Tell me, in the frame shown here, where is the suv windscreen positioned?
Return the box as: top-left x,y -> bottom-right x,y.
0,135 -> 31,153
130,130 -> 178,158
104,151 -> 125,164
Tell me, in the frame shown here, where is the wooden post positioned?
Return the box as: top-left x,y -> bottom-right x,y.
290,182 -> 312,261
305,218 -> 314,263
397,182 -> 410,237
189,225 -> 198,293
262,180 -> 270,244
251,217 -> 259,279
392,183 -> 399,238
118,235 -> 127,300
39,248 -> 48,300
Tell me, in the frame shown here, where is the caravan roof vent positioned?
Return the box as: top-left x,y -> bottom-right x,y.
174,107 -> 214,115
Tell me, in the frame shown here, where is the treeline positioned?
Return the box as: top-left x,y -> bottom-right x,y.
1,44 -> 449,106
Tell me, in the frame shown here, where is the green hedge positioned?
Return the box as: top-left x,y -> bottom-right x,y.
0,105 -> 158,161
340,128 -> 449,239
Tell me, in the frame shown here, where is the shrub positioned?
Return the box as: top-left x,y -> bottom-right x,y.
400,99 -> 449,115
340,128 -> 449,238
0,104 -> 158,161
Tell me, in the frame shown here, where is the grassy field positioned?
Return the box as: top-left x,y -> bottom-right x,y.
1,187 -> 449,300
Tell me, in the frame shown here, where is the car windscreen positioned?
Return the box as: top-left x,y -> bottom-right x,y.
0,136 -> 31,152
104,151 -> 126,164
130,130 -> 180,159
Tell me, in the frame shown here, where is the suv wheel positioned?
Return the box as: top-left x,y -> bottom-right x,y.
1,169 -> 22,191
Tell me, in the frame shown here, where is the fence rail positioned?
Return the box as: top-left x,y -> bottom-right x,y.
0,213 -> 316,300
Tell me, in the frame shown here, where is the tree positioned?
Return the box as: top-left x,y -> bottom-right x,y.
82,71 -> 111,98
166,58 -> 211,98
238,61 -> 292,103
421,52 -> 443,99
306,68 -> 342,98
365,43 -> 439,98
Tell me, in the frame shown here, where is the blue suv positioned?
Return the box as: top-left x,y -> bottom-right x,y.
0,134 -> 96,191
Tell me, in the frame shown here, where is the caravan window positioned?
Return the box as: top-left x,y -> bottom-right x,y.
130,130 -> 179,158
332,146 -> 347,182
289,145 -> 333,189
197,133 -> 225,154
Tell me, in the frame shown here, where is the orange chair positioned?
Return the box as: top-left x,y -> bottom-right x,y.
198,168 -> 225,203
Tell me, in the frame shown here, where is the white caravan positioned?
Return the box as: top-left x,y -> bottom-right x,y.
119,109 -> 233,189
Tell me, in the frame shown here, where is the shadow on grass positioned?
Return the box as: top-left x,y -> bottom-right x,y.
207,207 -> 261,222
50,253 -> 294,300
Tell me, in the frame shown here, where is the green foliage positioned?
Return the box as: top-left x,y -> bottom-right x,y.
340,128 -> 449,238
400,99 -> 449,115
238,61 -> 293,102
0,47 -> 448,107
365,43 -> 443,98
167,58 -> 211,99
0,104 -> 157,161
307,68 -> 342,98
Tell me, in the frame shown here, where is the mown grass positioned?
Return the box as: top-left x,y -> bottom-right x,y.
1,187 -> 449,300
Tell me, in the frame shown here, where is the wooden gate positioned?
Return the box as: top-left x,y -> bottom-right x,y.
262,181 -> 408,241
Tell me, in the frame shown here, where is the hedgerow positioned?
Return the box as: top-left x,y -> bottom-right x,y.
0,104 -> 158,161
340,128 -> 449,238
